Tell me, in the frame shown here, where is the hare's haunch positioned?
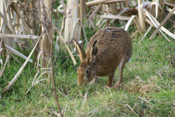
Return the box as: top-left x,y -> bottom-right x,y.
74,27 -> 132,89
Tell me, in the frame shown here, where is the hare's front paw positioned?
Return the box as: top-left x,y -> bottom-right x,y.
112,84 -> 120,90
105,85 -> 112,90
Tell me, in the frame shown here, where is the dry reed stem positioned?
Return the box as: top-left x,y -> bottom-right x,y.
4,2 -> 16,35
0,55 -> 9,77
138,0 -> 146,32
88,105 -> 101,116
139,26 -> 152,43
50,109 -> 61,117
84,4 -> 102,27
121,104 -> 137,115
163,2 -> 175,8
131,30 -> 139,38
145,9 -> 170,41
84,0 -> 134,7
1,31 -> 43,95
167,7 -> 175,15
138,96 -> 151,104
60,0 -> 66,15
54,26 -> 77,65
0,6 -> 13,34
25,70 -> 48,95
150,7 -> 175,39
10,2 -> 32,34
79,20 -> 88,45
145,8 -> 175,39
72,18 -> 81,42
99,14 -> 131,20
5,44 -> 33,63
155,0 -> 159,18
77,92 -> 89,116
72,18 -> 88,45
0,1 -> 10,33
0,33 -> 39,39
125,15 -> 137,31
41,8 -> 76,65
64,0 -> 79,43
9,52 -> 22,65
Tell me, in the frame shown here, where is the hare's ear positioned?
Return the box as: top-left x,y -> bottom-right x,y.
89,40 -> 98,64
73,39 -> 86,61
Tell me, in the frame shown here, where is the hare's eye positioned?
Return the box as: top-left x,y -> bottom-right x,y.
86,69 -> 89,74
85,69 -> 91,78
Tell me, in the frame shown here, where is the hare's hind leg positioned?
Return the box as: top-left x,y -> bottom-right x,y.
113,57 -> 126,89
107,71 -> 115,87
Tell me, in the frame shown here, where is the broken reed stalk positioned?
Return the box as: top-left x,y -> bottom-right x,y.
150,7 -> 175,39
84,4 -> 102,27
125,15 -> 137,31
1,33 -> 41,95
145,14 -> 175,40
5,44 -> 33,63
145,9 -> 170,41
148,9 -> 175,40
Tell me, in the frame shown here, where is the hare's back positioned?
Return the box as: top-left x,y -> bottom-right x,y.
87,27 -> 132,56
89,27 -> 131,64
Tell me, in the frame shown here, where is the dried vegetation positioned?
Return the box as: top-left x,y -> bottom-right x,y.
0,0 -> 175,116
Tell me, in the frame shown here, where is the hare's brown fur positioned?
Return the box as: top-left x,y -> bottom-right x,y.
74,27 -> 132,89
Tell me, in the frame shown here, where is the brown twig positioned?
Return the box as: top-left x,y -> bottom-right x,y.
51,41 -> 63,117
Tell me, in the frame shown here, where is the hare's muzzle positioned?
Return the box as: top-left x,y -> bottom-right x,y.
77,69 -> 87,86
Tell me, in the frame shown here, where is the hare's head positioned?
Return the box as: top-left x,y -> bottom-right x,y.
74,40 -> 98,85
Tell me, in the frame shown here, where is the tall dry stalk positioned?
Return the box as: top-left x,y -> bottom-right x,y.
40,1 -> 63,116
138,0 -> 146,32
64,0 -> 79,43
40,0 -> 52,68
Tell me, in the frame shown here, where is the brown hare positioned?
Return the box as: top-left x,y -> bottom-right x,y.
73,27 -> 132,89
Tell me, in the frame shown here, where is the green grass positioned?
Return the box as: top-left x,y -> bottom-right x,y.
0,34 -> 175,116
